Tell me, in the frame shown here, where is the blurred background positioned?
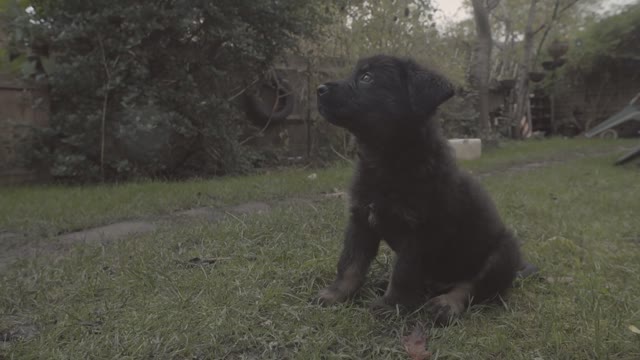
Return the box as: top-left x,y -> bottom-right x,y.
1,0 -> 638,184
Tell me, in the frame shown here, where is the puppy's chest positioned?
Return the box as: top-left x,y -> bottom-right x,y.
365,186 -> 427,226
361,197 -> 420,251
365,199 -> 419,229
353,170 -> 437,242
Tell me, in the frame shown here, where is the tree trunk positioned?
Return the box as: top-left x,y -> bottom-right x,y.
470,0 -> 494,138
511,0 -> 539,139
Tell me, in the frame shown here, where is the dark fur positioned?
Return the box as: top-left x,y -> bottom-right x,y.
316,55 -> 529,325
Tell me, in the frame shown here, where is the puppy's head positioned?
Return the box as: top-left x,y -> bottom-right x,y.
317,55 -> 454,141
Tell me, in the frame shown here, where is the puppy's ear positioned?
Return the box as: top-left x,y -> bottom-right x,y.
405,60 -> 454,115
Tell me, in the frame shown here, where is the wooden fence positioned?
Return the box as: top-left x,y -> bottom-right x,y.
0,55 -> 348,184
0,75 -> 50,185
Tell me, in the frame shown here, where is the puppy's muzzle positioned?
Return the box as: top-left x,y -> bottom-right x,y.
317,82 -> 345,126
317,84 -> 330,96
317,82 -> 341,97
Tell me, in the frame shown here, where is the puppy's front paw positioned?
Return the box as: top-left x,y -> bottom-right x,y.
314,287 -> 346,306
425,294 -> 464,326
369,295 -> 393,308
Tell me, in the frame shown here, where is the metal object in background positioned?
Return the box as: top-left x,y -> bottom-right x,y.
615,145 -> 640,166
584,92 -> 640,139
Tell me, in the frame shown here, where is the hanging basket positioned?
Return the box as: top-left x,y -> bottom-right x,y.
542,61 -> 557,71
529,72 -> 546,82
548,40 -> 569,59
554,58 -> 567,68
499,79 -> 516,90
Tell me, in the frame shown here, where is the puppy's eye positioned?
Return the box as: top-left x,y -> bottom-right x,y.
360,72 -> 373,83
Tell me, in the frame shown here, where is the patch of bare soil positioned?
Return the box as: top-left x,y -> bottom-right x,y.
0,202 -> 273,272
0,315 -> 38,351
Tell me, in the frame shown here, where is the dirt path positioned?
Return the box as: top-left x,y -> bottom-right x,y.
0,146 -> 634,271
0,201 -> 277,271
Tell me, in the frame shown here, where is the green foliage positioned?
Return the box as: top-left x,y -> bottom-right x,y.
0,0 -> 37,75
343,0 -> 436,55
313,1 -> 461,75
448,0 -> 600,82
14,0 -> 326,181
308,1 -> 473,137
567,1 -> 640,71
439,92 -> 479,138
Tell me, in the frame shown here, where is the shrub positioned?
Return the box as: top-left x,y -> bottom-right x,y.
13,0 -> 326,181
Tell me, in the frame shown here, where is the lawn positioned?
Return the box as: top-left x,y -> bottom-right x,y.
0,138 -> 632,237
1,138 -> 639,359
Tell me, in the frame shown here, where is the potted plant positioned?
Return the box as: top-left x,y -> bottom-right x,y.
499,79 -> 516,89
529,72 -> 546,82
542,61 -> 557,71
548,40 -> 569,59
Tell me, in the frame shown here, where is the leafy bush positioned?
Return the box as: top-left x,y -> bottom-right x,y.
12,0 -> 326,181
566,2 -> 640,72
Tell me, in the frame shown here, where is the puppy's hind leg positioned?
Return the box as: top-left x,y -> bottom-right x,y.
425,283 -> 472,326
472,235 -> 522,304
426,235 -> 521,326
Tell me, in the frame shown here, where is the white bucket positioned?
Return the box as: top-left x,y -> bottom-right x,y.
448,138 -> 482,160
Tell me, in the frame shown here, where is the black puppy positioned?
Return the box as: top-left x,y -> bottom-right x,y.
316,55 -> 533,325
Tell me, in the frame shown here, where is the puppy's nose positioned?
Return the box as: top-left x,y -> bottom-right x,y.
317,84 -> 330,96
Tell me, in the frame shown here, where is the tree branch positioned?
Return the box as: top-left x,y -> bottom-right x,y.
226,77 -> 260,102
533,0 -> 579,63
533,23 -> 546,35
485,0 -> 501,12
97,36 -> 110,182
559,0 -> 580,14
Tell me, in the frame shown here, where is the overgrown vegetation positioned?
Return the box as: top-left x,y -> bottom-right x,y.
2,0 -> 638,182
1,139 -> 639,358
551,1 -> 640,133
567,2 -> 640,71
2,0 -> 328,181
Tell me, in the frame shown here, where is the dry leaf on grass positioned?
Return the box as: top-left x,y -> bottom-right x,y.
177,257 -> 231,268
323,191 -> 346,198
629,325 -> 640,335
545,276 -> 574,284
402,324 -> 432,360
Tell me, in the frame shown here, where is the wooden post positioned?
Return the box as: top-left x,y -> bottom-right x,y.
306,58 -> 312,159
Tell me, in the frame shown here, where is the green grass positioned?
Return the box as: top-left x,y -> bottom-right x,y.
0,165 -> 351,236
1,139 -> 640,359
0,138 -> 634,236
459,137 -> 636,172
